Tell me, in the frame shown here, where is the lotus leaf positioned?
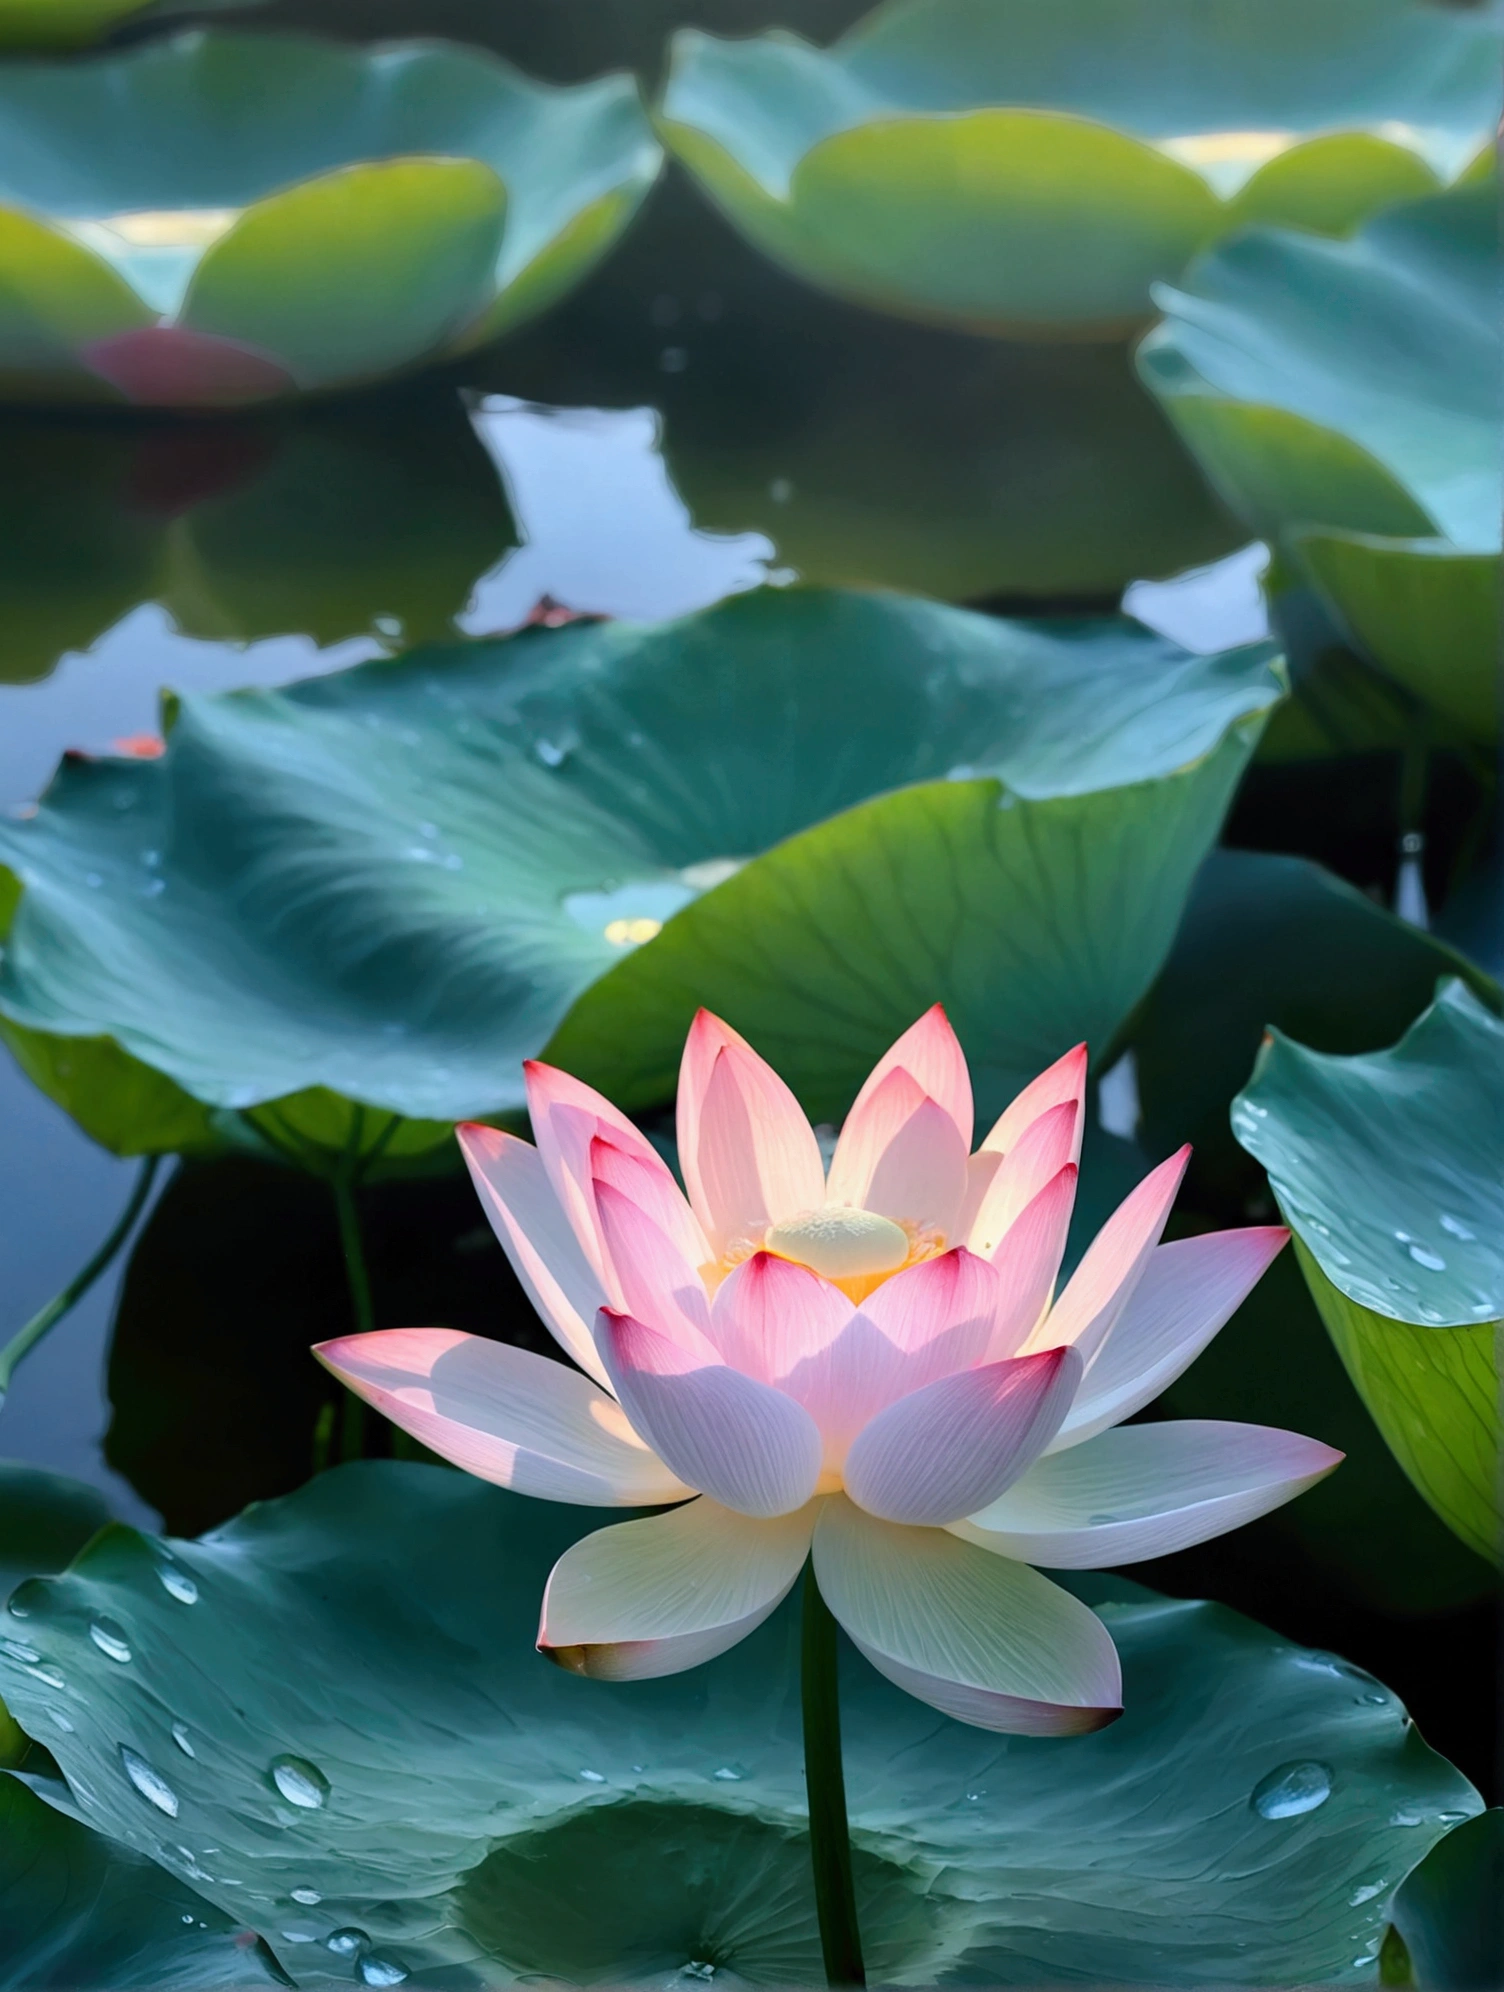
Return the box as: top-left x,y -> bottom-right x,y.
1140,184 -> 1501,740
0,1461 -> 1482,1985
658,0 -> 1499,339
0,1462 -> 112,1764
0,1777 -> 283,1989
0,31 -> 661,407
1233,982 -> 1503,1563
1388,1809 -> 1504,1991
0,589 -> 1280,1165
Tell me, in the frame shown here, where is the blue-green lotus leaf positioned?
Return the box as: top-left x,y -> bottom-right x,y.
1233,981 -> 1503,1563
0,1777 -> 284,1990
0,1461 -> 113,1765
0,590 -> 1280,1163
0,30 -> 661,407
659,0 -> 1499,338
0,1461 -> 1482,1986
1389,1809 -> 1504,1992
1140,183 -> 1501,740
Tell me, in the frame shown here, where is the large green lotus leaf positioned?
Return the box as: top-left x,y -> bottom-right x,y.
181,158 -> 508,391
0,1463 -> 1481,1986
1388,1809 -> 1503,1991
1293,533 -> 1499,745
659,0 -> 1499,335
0,590 -> 1280,1151
1134,850 -> 1498,1202
486,170 -> 1240,604
0,32 -> 661,405
0,1463 -> 112,1765
1139,182 -> 1500,550
0,1776 -> 285,1990
1234,983 -> 1503,1562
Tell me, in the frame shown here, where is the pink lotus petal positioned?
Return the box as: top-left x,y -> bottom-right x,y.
593,1179 -> 714,1348
844,1345 -> 1082,1526
539,1496 -> 817,1680
677,1012 -> 826,1255
458,1125 -> 611,1388
843,1004 -> 973,1151
314,1329 -> 688,1504
954,1418 -> 1342,1566
964,1101 -> 1080,1258
1026,1146 -> 1191,1365
83,325 -> 297,408
595,1308 -> 823,1517
988,1164 -> 1079,1357
812,1496 -> 1122,1735
825,1068 -> 969,1232
1049,1227 -> 1289,1450
978,1044 -> 1089,1161
589,1132 -> 710,1273
708,1249 -> 854,1382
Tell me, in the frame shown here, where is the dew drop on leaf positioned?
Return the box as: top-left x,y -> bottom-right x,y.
157,1563 -> 199,1604
270,1755 -> 330,1809
326,1928 -> 370,1956
1250,1762 -> 1333,1819
89,1618 -> 132,1663
358,1957 -> 410,1987
171,1721 -> 196,1758
290,1887 -> 322,1905
120,1744 -> 180,1818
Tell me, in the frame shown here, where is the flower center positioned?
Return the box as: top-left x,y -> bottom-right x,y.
763,1206 -> 911,1282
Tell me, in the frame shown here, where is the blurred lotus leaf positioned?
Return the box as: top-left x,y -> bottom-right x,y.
1233,981 -> 1503,1564
0,1462 -> 1482,1986
1141,183 -> 1501,742
658,0 -> 1500,338
0,30 -> 661,407
0,588 -> 1279,1166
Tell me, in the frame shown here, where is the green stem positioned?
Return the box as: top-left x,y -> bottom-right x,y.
0,1156 -> 161,1403
331,1119 -> 375,1462
801,1563 -> 866,1988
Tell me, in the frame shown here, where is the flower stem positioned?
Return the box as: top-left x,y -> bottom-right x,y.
801,1562 -> 866,1988
331,1157 -> 374,1463
0,1156 -> 161,1406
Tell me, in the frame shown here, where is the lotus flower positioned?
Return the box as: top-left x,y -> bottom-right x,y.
318,1007 -> 1339,1734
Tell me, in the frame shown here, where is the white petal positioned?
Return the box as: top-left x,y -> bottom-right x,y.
840,1004 -> 974,1150
596,1309 -> 824,1518
843,1346 -> 1081,1525
977,1043 -> 1088,1161
539,1497 -> 817,1680
964,1101 -> 1080,1257
953,1419 -> 1343,1566
1050,1227 -> 1289,1451
593,1178 -> 714,1349
314,1329 -> 689,1504
458,1125 -> 612,1387
826,1068 -> 968,1232
813,1496 -> 1121,1735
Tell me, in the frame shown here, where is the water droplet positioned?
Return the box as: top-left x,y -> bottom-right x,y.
181,1914 -> 195,1926
1,1638 -> 40,1664
171,1721 -> 196,1758
270,1755 -> 329,1809
1251,1761 -> 1333,1819
1439,1214 -> 1476,1241
290,1887 -> 322,1905
1390,1807 -> 1424,1827
681,1966 -> 716,1983
120,1745 -> 179,1818
358,1957 -> 410,1987
1407,1244 -> 1446,1272
578,1769 -> 606,1784
49,1709 -> 74,1733
533,738 -> 569,768
1359,1693 -> 1387,1706
326,1929 -> 369,1957
1348,1881 -> 1385,1905
156,1564 -> 198,1604
711,1765 -> 746,1782
280,1930 -> 319,1945
89,1618 -> 132,1663
30,1665 -> 64,1688
1437,1810 -> 1470,1823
